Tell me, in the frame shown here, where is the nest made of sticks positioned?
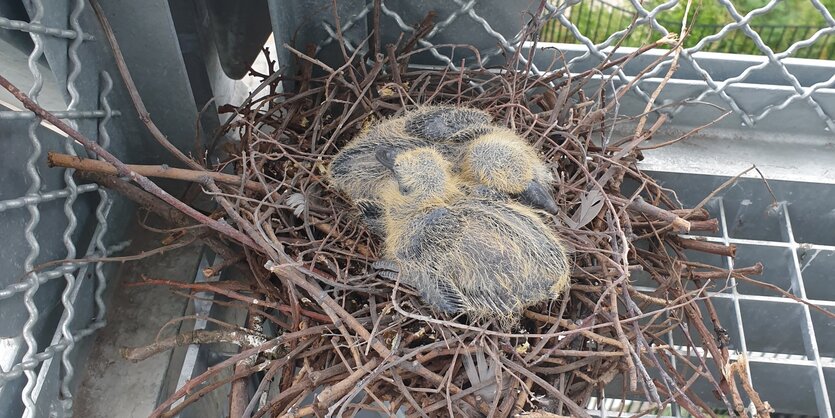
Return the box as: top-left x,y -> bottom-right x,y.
188,30 -> 772,418
20,4 -> 784,418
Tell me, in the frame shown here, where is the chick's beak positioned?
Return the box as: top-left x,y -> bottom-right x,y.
375,146 -> 398,171
519,181 -> 559,214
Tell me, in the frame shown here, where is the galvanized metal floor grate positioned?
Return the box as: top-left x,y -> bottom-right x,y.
594,171 -> 835,417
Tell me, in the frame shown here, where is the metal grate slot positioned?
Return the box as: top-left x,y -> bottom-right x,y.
733,244 -> 794,297
630,171 -> 835,417
799,248 -> 835,303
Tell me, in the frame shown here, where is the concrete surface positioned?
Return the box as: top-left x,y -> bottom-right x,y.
73,224 -> 204,418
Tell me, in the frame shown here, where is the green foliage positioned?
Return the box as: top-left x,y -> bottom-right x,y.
540,0 -> 834,59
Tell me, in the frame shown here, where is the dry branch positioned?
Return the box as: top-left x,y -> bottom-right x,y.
626,196 -> 691,232
677,237 -> 736,257
121,329 -> 266,362
51,152 -> 265,192
74,171 -> 239,262
690,262 -> 763,279
633,218 -> 719,232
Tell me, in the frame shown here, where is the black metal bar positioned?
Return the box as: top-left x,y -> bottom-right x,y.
602,2 -> 617,42
773,25 -> 788,54
726,28 -> 745,54
541,17 -> 552,41
594,2 -> 606,43
803,27 -> 817,59
762,26 -> 777,54
582,0 -> 595,43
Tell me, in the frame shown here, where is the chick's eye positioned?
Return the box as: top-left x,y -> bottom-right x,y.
399,185 -> 411,194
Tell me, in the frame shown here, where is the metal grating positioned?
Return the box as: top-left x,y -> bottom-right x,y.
618,172 -> 835,417
0,0 -> 123,416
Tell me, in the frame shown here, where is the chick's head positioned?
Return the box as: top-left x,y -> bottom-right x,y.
404,105 -> 492,142
462,130 -> 536,194
376,146 -> 460,205
461,129 -> 559,214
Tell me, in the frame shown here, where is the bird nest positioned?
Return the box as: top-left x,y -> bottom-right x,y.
21,6 -> 778,418
189,30 -> 771,416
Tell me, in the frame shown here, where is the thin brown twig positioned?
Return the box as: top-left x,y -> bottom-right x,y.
89,0 -> 204,171
50,152 -> 266,192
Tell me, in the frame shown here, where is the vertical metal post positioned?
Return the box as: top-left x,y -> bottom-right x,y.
20,0 -> 46,415
779,203 -> 833,417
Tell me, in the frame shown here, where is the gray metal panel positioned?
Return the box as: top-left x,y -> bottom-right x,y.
379,0 -> 537,67
20,0 -> 69,104
91,0 -> 201,165
268,0 -> 368,88
525,45 -> 835,185
0,29 -> 65,111
0,118 -> 97,338
551,46 -> 835,86
527,44 -> 835,142
204,0 -> 272,80
0,1 -> 32,52
0,0 -> 214,415
73,234 -> 206,418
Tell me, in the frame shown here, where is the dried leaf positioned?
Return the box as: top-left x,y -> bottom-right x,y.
286,193 -> 306,217
377,85 -> 395,97
571,189 -> 605,229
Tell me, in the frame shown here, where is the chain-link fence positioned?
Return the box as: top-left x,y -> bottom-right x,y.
1,0 -> 834,416
540,0 -> 835,133
542,0 -> 835,59
297,0 -> 834,133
